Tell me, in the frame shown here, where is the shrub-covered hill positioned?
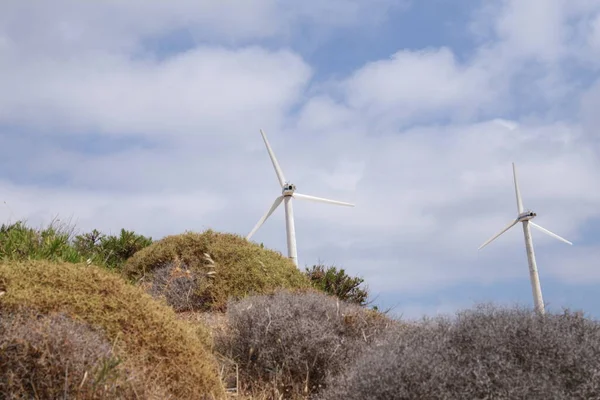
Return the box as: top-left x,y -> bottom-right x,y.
320,304 -> 600,400
0,260 -> 225,400
122,230 -> 312,312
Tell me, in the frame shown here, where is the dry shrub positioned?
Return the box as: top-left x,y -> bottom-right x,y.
218,289 -> 394,398
147,261 -> 206,312
0,310 -> 138,399
123,230 -> 311,312
0,260 -> 226,399
320,303 -> 600,400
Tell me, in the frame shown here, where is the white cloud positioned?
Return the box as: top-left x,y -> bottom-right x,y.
1,0 -> 600,312
544,245 -> 600,284
0,181 -> 226,239
494,0 -> 566,62
0,46 -> 311,136
0,0 -> 403,55
342,47 -> 494,126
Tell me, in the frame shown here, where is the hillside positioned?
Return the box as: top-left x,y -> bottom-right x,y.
0,259 -> 224,399
1,220 -> 600,399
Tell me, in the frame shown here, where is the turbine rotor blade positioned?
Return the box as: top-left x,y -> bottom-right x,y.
246,196 -> 284,240
293,193 -> 355,207
478,219 -> 519,250
530,222 -> 573,245
260,129 -> 286,187
512,162 -> 524,214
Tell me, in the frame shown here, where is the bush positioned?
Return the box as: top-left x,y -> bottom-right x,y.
0,260 -> 225,399
74,228 -> 153,270
218,290 -> 393,397
0,220 -> 81,263
0,311 -> 137,399
305,264 -> 369,305
123,230 -> 311,311
320,304 -> 600,400
147,261 -> 206,312
0,220 -> 152,271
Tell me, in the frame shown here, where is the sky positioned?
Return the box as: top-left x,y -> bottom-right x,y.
1,0 -> 600,320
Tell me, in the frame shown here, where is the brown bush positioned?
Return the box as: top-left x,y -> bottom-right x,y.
147,261 -> 207,312
0,310 -> 139,399
217,289 -> 394,398
320,303 -> 600,400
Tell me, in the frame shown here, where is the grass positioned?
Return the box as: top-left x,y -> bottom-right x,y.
0,218 -> 153,270
123,230 -> 312,312
0,260 -> 226,399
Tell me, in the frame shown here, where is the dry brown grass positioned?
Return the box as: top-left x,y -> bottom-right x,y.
0,260 -> 226,399
123,230 -> 312,312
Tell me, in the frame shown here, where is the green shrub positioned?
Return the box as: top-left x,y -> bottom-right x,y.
218,290 -> 393,397
320,304 -> 600,400
0,220 -> 152,271
74,228 -> 153,270
305,264 -> 369,305
123,230 -> 311,311
0,220 -> 81,263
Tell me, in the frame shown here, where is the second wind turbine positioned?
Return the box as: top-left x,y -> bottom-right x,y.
478,162 -> 573,315
247,129 -> 355,266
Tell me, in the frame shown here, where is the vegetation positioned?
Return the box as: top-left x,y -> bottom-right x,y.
0,260 -> 225,399
1,311 -> 136,398
147,260 -> 205,312
123,230 -> 312,311
217,290 -> 393,398
304,264 -> 369,305
320,304 -> 600,400
3,219 -> 600,400
73,227 -> 153,269
0,219 -> 152,270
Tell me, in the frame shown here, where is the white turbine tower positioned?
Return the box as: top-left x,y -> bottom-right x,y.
247,129 -> 355,266
478,162 -> 573,315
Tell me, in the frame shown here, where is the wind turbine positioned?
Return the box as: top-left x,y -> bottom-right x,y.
246,129 -> 355,266
478,162 -> 573,315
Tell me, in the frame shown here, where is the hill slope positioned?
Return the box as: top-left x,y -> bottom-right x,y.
0,260 -> 225,399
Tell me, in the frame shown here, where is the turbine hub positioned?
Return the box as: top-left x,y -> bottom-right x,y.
518,210 -> 536,221
282,182 -> 296,196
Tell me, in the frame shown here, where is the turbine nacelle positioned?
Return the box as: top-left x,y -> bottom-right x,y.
282,182 -> 296,196
478,163 -> 572,251
518,210 -> 536,222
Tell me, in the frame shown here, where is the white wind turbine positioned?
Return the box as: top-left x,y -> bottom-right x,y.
246,129 -> 355,266
478,162 -> 573,315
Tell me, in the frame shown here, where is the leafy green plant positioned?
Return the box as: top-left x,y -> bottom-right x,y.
0,219 -> 82,263
75,228 -> 153,270
305,264 -> 369,306
1,219 -> 152,271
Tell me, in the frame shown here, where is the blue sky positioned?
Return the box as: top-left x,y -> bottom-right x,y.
1,0 -> 600,320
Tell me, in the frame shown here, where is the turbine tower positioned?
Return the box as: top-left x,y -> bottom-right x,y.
247,129 -> 355,266
478,162 -> 572,315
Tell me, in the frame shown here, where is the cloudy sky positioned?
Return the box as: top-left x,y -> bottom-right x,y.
2,0 -> 600,320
